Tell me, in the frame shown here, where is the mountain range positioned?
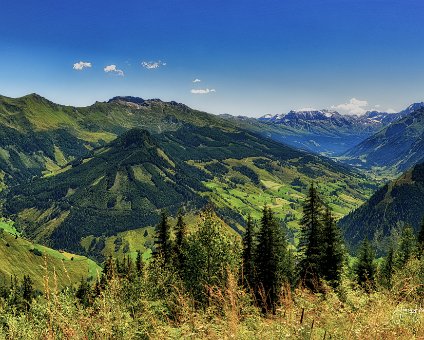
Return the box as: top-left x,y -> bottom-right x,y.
255,103 -> 424,156
2,92 -> 424,261
0,94 -> 375,257
343,106 -> 424,173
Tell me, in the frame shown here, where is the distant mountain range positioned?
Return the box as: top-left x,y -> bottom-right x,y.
254,103 -> 424,156
342,105 -> 424,173
339,161 -> 424,251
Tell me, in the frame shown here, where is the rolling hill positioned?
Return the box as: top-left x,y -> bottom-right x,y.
339,161 -> 424,251
0,219 -> 99,290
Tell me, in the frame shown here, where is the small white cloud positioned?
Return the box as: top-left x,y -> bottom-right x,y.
386,108 -> 396,113
104,64 -> 124,76
374,104 -> 381,108
191,88 -> 216,94
141,60 -> 166,69
193,78 -> 201,83
331,98 -> 369,115
73,61 -> 92,70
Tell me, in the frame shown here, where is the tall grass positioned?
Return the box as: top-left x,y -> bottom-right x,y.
0,258 -> 422,339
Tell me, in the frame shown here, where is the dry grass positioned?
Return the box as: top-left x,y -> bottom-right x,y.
0,262 -> 423,340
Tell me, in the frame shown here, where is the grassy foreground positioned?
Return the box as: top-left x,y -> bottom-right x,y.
0,263 -> 422,339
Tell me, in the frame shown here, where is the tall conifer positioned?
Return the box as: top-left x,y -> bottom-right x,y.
354,239 -> 376,292
256,206 -> 289,313
321,206 -> 344,287
154,210 -> 172,265
242,214 -> 256,289
298,183 -> 324,290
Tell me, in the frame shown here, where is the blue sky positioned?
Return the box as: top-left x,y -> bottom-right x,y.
1,0 -> 424,116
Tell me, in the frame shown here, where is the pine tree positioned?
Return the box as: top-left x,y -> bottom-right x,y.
100,256 -> 115,288
76,277 -> 92,307
136,250 -> 144,275
256,206 -> 289,313
242,214 -> 255,289
321,207 -> 344,287
380,243 -> 395,289
395,225 -> 417,268
417,218 -> 424,257
21,275 -> 33,311
354,239 -> 376,292
174,209 -> 187,270
154,210 -> 172,265
298,183 -> 324,290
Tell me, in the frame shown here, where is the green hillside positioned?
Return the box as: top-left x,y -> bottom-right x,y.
339,161 -> 424,251
3,123 -> 376,257
0,219 -> 99,290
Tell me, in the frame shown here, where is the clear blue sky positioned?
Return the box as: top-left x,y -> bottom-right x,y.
1,0 -> 424,116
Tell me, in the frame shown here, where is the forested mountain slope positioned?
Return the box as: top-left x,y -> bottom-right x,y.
343,108 -> 424,173
339,161 -> 424,250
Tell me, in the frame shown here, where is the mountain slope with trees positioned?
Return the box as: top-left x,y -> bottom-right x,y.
343,107 -> 424,173
339,161 -> 424,250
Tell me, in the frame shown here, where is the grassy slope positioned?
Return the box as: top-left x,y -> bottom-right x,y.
0,219 -> 100,290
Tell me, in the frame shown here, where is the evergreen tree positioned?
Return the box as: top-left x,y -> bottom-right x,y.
174,209 -> 187,270
380,243 -> 395,289
100,256 -> 115,288
354,239 -> 376,292
321,207 -> 344,287
136,250 -> 144,275
242,214 -> 255,289
256,206 -> 289,313
395,225 -> 417,268
76,277 -> 92,307
21,275 -> 33,311
417,218 -> 424,257
154,210 -> 172,265
298,183 -> 324,290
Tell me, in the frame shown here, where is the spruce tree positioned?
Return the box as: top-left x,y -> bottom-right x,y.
242,214 -> 255,289
321,207 -> 344,287
417,218 -> 424,257
21,275 -> 33,311
76,277 -> 92,307
154,210 -> 172,265
136,250 -> 144,275
380,243 -> 395,289
175,209 -> 187,270
354,239 -> 376,292
395,225 -> 417,268
298,183 -> 324,290
256,206 -> 289,313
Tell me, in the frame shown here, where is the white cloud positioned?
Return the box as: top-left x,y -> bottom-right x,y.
104,64 -> 124,76
331,98 -> 369,115
191,88 -> 216,94
386,108 -> 396,113
73,61 -> 92,70
192,78 -> 201,83
141,60 -> 166,69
